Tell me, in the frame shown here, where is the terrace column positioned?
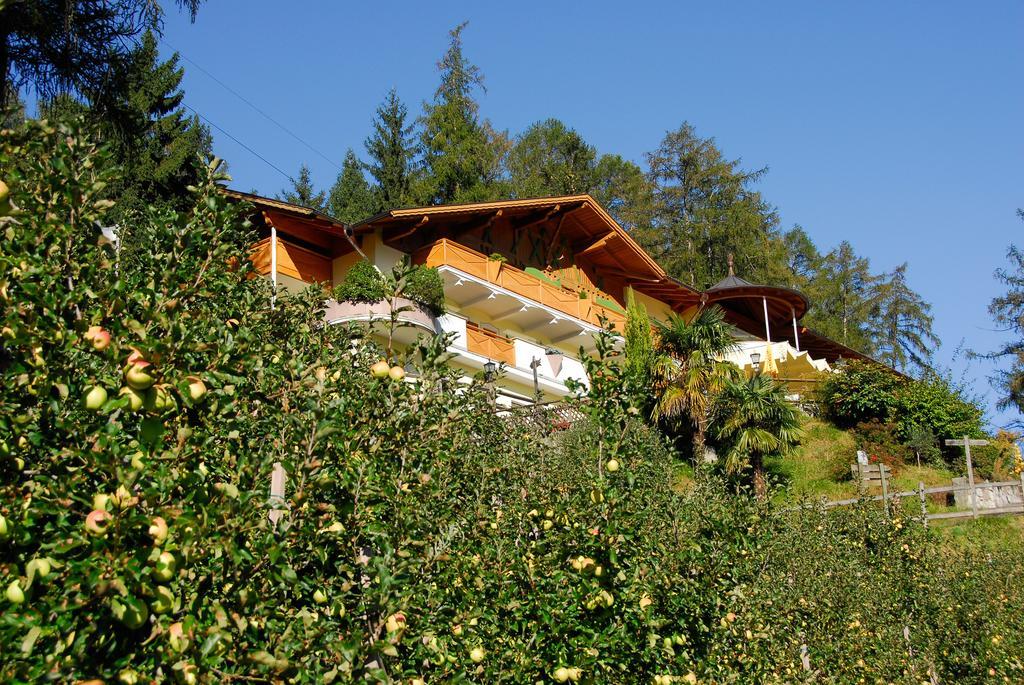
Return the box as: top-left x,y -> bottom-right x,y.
270,225 -> 278,311
791,306 -> 800,351
762,296 -> 771,343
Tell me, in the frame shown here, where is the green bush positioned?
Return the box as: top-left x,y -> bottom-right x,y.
402,265 -> 446,315
821,360 -> 985,465
334,258 -> 386,303
2,117 -> 1023,684
820,360 -> 905,428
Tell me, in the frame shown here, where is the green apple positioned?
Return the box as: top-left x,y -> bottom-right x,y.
153,551 -> 177,582
168,621 -> 189,652
83,385 -> 108,411
93,493 -> 113,512
85,509 -> 112,536
0,513 -> 9,538
85,325 -> 111,351
554,667 -> 571,682
469,646 -> 485,663
6,580 -> 24,604
151,585 -> 174,614
130,452 -> 146,470
118,669 -> 141,685
119,386 -> 145,412
388,366 -> 406,381
111,595 -> 148,629
144,384 -> 176,414
605,458 -> 619,473
125,360 -> 156,390
148,516 -> 168,544
26,557 -> 51,581
186,376 -> 207,403
370,360 -> 390,378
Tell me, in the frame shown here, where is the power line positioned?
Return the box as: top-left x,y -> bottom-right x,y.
161,37 -> 344,172
179,102 -> 294,183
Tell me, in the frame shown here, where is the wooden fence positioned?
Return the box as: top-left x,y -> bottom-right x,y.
822,473 -> 1024,525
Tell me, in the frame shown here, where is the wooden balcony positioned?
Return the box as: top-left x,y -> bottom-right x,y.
465,322 -> 516,366
251,237 -> 331,284
413,239 -> 625,330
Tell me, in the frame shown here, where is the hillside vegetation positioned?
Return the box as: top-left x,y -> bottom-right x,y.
2,119 -> 1024,683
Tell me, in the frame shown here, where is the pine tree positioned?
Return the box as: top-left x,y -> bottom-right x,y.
328,150 -> 376,224
102,31 -> 211,213
280,164 -> 326,212
34,31 -> 210,214
506,118 -> 597,198
869,263 -> 939,372
365,88 -> 415,211
985,213 -> 1024,418
419,22 -> 507,204
1,0 -> 202,110
802,241 -> 878,354
2,80 -> 25,128
636,122 -> 780,289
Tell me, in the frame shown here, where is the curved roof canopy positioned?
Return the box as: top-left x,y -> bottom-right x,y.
703,256 -> 809,322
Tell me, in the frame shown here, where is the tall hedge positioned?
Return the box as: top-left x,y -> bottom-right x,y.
1,118 -> 1022,684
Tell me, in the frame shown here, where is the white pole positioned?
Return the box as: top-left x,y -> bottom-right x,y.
762,297 -> 771,343
965,435 -> 978,520
270,225 -> 278,311
791,306 -> 800,351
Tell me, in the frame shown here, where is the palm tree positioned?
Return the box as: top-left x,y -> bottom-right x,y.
652,306 -> 741,459
712,374 -> 802,499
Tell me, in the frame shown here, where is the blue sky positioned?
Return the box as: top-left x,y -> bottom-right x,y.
159,1 -> 1023,428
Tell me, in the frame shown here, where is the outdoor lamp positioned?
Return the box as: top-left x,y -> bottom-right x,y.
749,352 -> 761,367
483,360 -> 497,380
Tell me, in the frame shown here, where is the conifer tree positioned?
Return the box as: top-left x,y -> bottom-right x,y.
869,263 -> 939,372
328,149 -> 376,224
34,31 -> 210,214
636,122 -> 780,289
102,31 -> 211,213
985,213 -> 1024,418
280,164 -> 326,212
506,118 -> 597,198
365,88 -> 416,211
419,21 -> 507,204
802,241 -> 878,354
1,0 -> 203,110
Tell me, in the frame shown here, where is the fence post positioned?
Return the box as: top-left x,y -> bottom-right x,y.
918,481 -> 928,527
965,436 -> 978,520
880,464 -> 890,518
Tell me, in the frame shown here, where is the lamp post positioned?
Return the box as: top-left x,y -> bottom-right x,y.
749,352 -> 761,375
529,357 -> 542,405
483,360 -> 498,405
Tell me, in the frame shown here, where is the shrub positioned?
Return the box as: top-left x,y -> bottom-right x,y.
402,265 -> 446,315
854,419 -> 911,468
3,116 -> 1024,684
334,258 -> 386,303
820,359 -> 905,428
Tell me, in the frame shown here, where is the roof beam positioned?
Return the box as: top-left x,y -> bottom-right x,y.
576,232 -> 615,257
387,215 -> 429,243
447,209 -> 503,240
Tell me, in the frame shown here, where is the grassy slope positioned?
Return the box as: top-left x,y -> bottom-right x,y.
769,418 -> 1024,547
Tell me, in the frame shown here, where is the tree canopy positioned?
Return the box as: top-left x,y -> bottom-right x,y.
985,213 -> 1024,421
0,0 -> 203,110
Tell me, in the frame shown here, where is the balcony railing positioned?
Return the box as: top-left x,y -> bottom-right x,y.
413,239 -> 625,330
465,322 -> 516,366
